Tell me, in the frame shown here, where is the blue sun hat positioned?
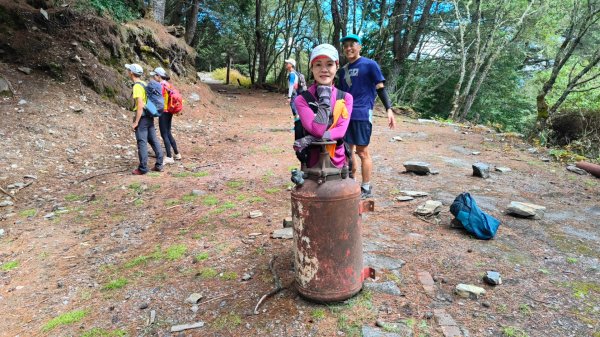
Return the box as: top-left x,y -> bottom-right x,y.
340,33 -> 362,45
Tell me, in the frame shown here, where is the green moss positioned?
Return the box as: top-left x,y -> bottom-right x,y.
220,271 -> 238,280
501,326 -> 529,337
65,193 -> 82,201
42,309 -> 88,332
197,267 -> 218,279
1,261 -> 19,271
311,308 -> 326,320
212,313 -> 242,331
247,196 -> 265,203
164,244 -> 187,260
264,188 -> 280,194
165,199 -> 180,206
181,194 -> 198,202
19,208 -> 37,218
124,255 -> 150,268
203,195 -> 219,206
193,171 -> 209,177
195,252 -> 209,261
226,180 -> 244,189
101,277 -> 128,291
80,328 -> 128,337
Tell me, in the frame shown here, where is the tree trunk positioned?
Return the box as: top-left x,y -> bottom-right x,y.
151,0 -> 165,23
184,0 -> 200,45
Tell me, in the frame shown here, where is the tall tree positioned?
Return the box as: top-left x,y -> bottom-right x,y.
331,0 -> 348,56
185,0 -> 201,44
151,0 -> 166,23
536,0 -> 600,132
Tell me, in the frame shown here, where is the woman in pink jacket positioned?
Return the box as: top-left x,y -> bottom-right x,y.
293,44 -> 353,169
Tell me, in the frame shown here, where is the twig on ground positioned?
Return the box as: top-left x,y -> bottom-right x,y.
0,186 -> 16,201
166,204 -> 182,210
254,256 -> 286,314
78,167 -> 130,183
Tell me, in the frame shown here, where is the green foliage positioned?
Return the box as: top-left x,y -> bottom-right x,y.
197,267 -> 218,279
212,68 -> 251,87
212,313 -> 242,331
84,0 -> 140,22
203,195 -> 219,206
195,252 -> 209,261
42,309 -> 89,332
311,308 -> 326,320
220,271 -> 238,280
164,244 -> 187,260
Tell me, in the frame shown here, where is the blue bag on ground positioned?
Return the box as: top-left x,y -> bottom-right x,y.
450,192 -> 501,240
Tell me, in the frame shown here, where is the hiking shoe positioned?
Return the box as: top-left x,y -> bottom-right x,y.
151,166 -> 163,172
174,153 -> 182,160
164,157 -> 175,164
132,168 -> 145,175
360,185 -> 373,199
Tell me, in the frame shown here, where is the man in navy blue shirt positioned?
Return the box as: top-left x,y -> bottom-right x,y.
338,34 -> 396,198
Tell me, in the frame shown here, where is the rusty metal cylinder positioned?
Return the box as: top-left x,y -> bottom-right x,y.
291,176 -> 363,302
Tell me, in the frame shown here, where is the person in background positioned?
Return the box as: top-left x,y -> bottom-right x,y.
293,44 -> 353,169
337,33 -> 396,198
125,63 -> 163,175
151,67 -> 181,164
285,58 -> 299,121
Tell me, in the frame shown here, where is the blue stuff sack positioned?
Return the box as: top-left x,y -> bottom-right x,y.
450,192 -> 501,240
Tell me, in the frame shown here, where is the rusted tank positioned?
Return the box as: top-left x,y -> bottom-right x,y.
576,161 -> 600,178
291,141 -> 373,302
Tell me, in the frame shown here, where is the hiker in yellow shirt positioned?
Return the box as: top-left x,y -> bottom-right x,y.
125,63 -> 164,175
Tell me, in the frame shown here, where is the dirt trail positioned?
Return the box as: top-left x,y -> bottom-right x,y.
1,80 -> 599,337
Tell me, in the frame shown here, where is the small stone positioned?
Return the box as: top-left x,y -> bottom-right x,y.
191,304 -> 199,313
507,201 -> 546,220
481,302 -> 491,308
248,232 -> 262,237
395,196 -> 414,202
566,165 -> 587,175
248,210 -> 263,218
0,200 -> 14,207
185,293 -> 203,304
415,200 -> 443,216
242,273 -> 252,281
483,271 -> 502,286
271,227 -> 293,239
191,190 -> 205,196
495,167 -> 511,173
455,284 -> 486,299
17,67 -> 32,75
282,217 -> 293,228
391,136 -> 403,142
471,151 -> 481,155
400,190 -> 428,197
139,303 -> 149,310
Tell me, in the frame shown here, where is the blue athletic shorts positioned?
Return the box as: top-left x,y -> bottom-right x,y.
344,120 -> 372,146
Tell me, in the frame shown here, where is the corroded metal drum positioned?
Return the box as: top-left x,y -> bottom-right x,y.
291,164 -> 363,302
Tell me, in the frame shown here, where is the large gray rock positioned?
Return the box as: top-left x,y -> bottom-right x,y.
472,162 -> 490,178
271,227 -> 293,239
507,201 -> 546,220
403,161 -> 437,175
0,77 -> 12,97
400,190 -> 428,197
363,281 -> 402,296
415,200 -> 443,216
362,326 -> 405,337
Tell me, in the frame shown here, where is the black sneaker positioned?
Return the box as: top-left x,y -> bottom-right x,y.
360,185 -> 373,199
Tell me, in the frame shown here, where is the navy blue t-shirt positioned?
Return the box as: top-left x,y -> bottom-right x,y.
337,57 -> 385,122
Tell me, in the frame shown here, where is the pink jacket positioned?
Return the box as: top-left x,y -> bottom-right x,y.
294,84 -> 353,168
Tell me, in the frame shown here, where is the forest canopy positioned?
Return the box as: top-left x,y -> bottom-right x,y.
79,0 -> 600,159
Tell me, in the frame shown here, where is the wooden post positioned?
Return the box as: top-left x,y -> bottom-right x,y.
226,54 -> 231,85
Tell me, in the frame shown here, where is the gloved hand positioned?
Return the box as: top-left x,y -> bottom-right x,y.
314,85 -> 332,125
293,135 -> 317,152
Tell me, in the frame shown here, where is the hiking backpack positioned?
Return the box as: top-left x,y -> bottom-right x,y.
166,85 -> 183,114
294,71 -> 308,93
294,89 -> 352,173
134,81 -> 163,117
450,192 -> 501,240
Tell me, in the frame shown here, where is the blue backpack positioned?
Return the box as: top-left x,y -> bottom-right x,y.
135,81 -> 164,117
450,192 -> 501,240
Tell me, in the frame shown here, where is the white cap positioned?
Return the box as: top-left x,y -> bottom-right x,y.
284,59 -> 296,67
150,67 -> 167,78
125,63 -> 143,76
310,44 -> 339,64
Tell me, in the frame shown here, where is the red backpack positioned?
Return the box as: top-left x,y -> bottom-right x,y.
165,85 -> 183,114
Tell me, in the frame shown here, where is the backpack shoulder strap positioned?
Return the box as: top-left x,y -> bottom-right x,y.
336,88 -> 346,101
342,63 -> 352,88
300,90 -> 318,114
